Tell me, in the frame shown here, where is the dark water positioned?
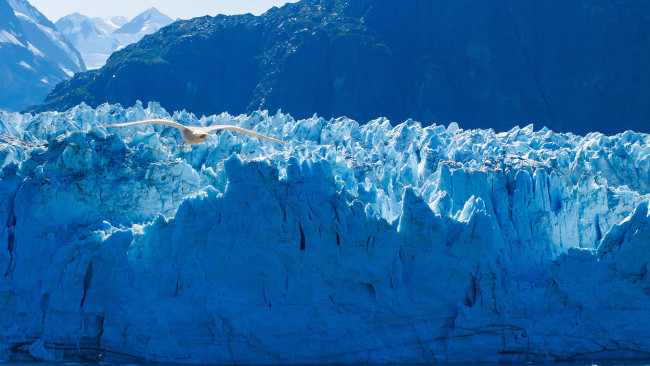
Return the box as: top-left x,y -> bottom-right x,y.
1,362 -> 650,366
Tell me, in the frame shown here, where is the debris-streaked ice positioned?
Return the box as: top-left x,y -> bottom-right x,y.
1,102 -> 649,363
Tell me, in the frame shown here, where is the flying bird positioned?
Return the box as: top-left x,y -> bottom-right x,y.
104,119 -> 288,145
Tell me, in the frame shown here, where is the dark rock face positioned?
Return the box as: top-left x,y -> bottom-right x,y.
27,0 -> 650,135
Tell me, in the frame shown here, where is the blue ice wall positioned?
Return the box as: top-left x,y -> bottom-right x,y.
1,102 -> 650,363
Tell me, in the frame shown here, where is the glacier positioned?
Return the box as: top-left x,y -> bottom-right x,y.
0,101 -> 649,363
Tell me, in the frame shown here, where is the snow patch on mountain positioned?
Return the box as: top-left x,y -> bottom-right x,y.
104,15 -> 128,29
0,29 -> 23,45
0,102 -> 649,363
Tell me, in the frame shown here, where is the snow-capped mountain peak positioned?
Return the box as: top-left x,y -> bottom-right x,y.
55,13 -> 106,43
0,0 -> 85,111
112,7 -> 172,35
6,0 -> 84,71
55,7 -> 173,70
6,0 -> 51,28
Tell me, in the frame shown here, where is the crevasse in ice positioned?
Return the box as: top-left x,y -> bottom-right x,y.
0,101 -> 649,363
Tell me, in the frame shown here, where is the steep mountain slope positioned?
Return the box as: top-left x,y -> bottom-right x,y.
55,13 -> 120,70
27,0 -> 650,135
0,0 -> 85,111
55,9 -> 173,70
1,103 -> 650,362
6,0 -> 85,76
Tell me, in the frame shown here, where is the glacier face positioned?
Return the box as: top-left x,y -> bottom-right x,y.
1,102 -> 650,363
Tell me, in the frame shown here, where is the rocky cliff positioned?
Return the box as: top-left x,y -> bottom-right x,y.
26,0 -> 650,135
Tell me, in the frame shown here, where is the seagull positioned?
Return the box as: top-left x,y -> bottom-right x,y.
104,119 -> 288,145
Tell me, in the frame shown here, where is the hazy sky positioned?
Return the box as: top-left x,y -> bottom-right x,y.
28,0 -> 300,22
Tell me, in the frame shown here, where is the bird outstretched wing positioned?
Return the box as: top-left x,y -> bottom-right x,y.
201,125 -> 288,144
104,119 -> 187,131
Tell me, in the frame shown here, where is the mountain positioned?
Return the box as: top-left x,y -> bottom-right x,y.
0,0 -> 85,111
1,103 -> 650,362
112,7 -> 173,39
104,15 -> 128,29
54,13 -> 121,70
27,0 -> 650,135
55,8 -> 173,70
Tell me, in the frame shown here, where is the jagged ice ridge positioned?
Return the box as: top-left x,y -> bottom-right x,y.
1,102 -> 650,363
